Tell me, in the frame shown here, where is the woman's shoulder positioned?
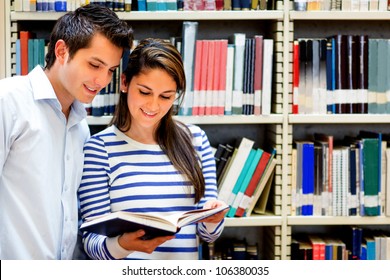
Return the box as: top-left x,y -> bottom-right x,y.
86,126 -> 116,145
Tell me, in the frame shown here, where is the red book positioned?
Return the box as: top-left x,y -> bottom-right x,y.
19,31 -> 34,75
211,40 -> 221,115
217,40 -> 228,115
293,40 -> 300,114
234,150 -> 271,217
253,35 -> 263,115
205,40 -> 215,115
198,40 -> 209,116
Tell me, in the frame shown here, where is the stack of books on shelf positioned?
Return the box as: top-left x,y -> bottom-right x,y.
291,130 -> 390,217
14,20 -> 274,118
291,226 -> 390,260
215,136 -> 277,217
292,36 -> 390,115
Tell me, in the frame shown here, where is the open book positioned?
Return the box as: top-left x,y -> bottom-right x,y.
80,205 -> 229,239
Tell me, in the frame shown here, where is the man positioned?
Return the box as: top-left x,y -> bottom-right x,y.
0,4 -> 133,259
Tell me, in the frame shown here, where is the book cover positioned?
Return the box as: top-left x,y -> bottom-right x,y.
80,205 -> 229,239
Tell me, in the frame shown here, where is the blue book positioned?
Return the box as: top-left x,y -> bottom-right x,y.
15,39 -> 21,75
359,130 -> 382,216
364,236 -> 376,260
301,141 -> 314,215
138,0 -> 147,11
226,149 -> 256,214
326,37 -> 336,113
227,148 -> 263,217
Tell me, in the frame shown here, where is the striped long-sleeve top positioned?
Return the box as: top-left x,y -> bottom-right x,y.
78,124 -> 224,260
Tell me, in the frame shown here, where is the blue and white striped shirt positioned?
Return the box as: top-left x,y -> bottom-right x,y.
78,124 -> 224,259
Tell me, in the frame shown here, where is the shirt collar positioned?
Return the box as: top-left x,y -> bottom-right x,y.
28,65 -> 87,125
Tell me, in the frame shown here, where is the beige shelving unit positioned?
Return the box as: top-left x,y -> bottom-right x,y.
9,0 -> 390,260
0,1 -> 6,79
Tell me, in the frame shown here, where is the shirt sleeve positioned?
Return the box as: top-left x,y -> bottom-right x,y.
195,127 -> 225,243
78,135 -> 118,260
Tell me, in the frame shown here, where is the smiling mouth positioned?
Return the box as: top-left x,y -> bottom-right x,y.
141,109 -> 156,116
85,85 -> 98,94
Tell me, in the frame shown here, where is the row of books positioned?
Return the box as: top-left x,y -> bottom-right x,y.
291,131 -> 390,217
15,22 -> 274,117
293,0 -> 390,11
201,238 -> 259,260
215,137 -> 277,217
180,21 -> 274,116
292,36 -> 390,115
292,227 -> 390,260
14,0 -> 277,12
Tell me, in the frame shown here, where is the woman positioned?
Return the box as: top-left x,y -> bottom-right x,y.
78,38 -> 228,260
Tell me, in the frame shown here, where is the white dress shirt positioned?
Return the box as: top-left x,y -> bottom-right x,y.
0,66 -> 89,259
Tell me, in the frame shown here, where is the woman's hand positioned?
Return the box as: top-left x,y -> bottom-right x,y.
118,230 -> 175,254
199,200 -> 229,224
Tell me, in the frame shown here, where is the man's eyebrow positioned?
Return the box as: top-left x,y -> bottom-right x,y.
91,57 -> 120,68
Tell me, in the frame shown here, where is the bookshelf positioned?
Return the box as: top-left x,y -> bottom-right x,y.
0,1 -> 6,79
5,0 -> 390,260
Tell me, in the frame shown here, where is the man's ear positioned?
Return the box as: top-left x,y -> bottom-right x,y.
54,40 -> 68,64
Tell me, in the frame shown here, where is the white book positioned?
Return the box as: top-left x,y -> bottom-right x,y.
224,44 -> 235,115
180,21 -> 198,116
218,137 -> 254,204
231,33 -> 246,115
261,39 -> 274,115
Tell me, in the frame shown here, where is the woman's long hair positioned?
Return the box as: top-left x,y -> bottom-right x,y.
110,38 -> 205,203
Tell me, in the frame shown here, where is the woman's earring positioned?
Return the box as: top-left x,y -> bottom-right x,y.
120,89 -> 127,94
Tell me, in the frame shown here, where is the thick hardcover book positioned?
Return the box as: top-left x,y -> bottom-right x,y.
80,205 -> 229,239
